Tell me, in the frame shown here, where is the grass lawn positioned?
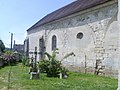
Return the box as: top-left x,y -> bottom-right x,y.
0,63 -> 118,90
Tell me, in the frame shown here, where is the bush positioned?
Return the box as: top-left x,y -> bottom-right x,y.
15,53 -> 23,62
0,52 -> 16,66
22,55 -> 29,67
39,48 -> 75,78
39,48 -> 61,77
39,60 -> 48,73
0,39 -> 5,53
0,57 -> 4,68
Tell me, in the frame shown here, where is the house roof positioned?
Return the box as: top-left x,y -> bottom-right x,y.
13,44 -> 24,52
27,0 -> 112,31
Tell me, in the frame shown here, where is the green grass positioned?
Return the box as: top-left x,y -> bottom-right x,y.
0,63 -> 118,90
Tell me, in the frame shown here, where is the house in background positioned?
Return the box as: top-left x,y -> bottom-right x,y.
13,40 -> 24,53
24,0 -> 119,78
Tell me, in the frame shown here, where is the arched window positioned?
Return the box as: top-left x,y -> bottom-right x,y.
52,35 -> 57,50
76,32 -> 83,39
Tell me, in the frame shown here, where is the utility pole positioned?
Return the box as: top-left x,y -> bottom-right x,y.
9,32 -> 13,51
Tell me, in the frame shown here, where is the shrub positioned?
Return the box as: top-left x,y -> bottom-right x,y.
22,55 -> 29,67
14,53 -> 23,62
0,39 -> 5,54
0,52 -> 16,66
39,48 -> 61,77
39,60 -> 48,73
39,48 -> 75,78
0,57 -> 4,68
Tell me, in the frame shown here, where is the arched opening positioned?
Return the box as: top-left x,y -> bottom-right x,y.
52,35 -> 57,50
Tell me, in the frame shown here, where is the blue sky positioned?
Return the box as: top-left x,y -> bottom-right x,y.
0,0 -> 74,48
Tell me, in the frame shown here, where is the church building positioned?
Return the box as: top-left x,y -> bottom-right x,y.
25,0 -> 119,78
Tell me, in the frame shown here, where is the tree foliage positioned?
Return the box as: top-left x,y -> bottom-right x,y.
39,48 -> 75,77
39,48 -> 61,77
0,39 -> 5,53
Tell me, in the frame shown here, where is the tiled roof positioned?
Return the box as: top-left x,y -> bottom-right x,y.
27,0 -> 112,31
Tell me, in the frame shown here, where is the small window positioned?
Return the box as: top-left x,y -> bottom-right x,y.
52,35 -> 57,50
77,32 -> 83,39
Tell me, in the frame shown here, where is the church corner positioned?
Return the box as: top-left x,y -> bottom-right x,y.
117,0 -> 120,89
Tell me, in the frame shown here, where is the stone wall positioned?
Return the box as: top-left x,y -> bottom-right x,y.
27,1 -> 118,78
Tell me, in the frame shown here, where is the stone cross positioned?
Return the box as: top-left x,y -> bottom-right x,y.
29,46 -> 40,79
34,46 -> 37,66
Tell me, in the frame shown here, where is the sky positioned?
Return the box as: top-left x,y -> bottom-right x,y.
0,0 -> 75,48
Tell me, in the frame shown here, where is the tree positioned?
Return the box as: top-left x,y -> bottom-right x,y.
0,39 -> 5,53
